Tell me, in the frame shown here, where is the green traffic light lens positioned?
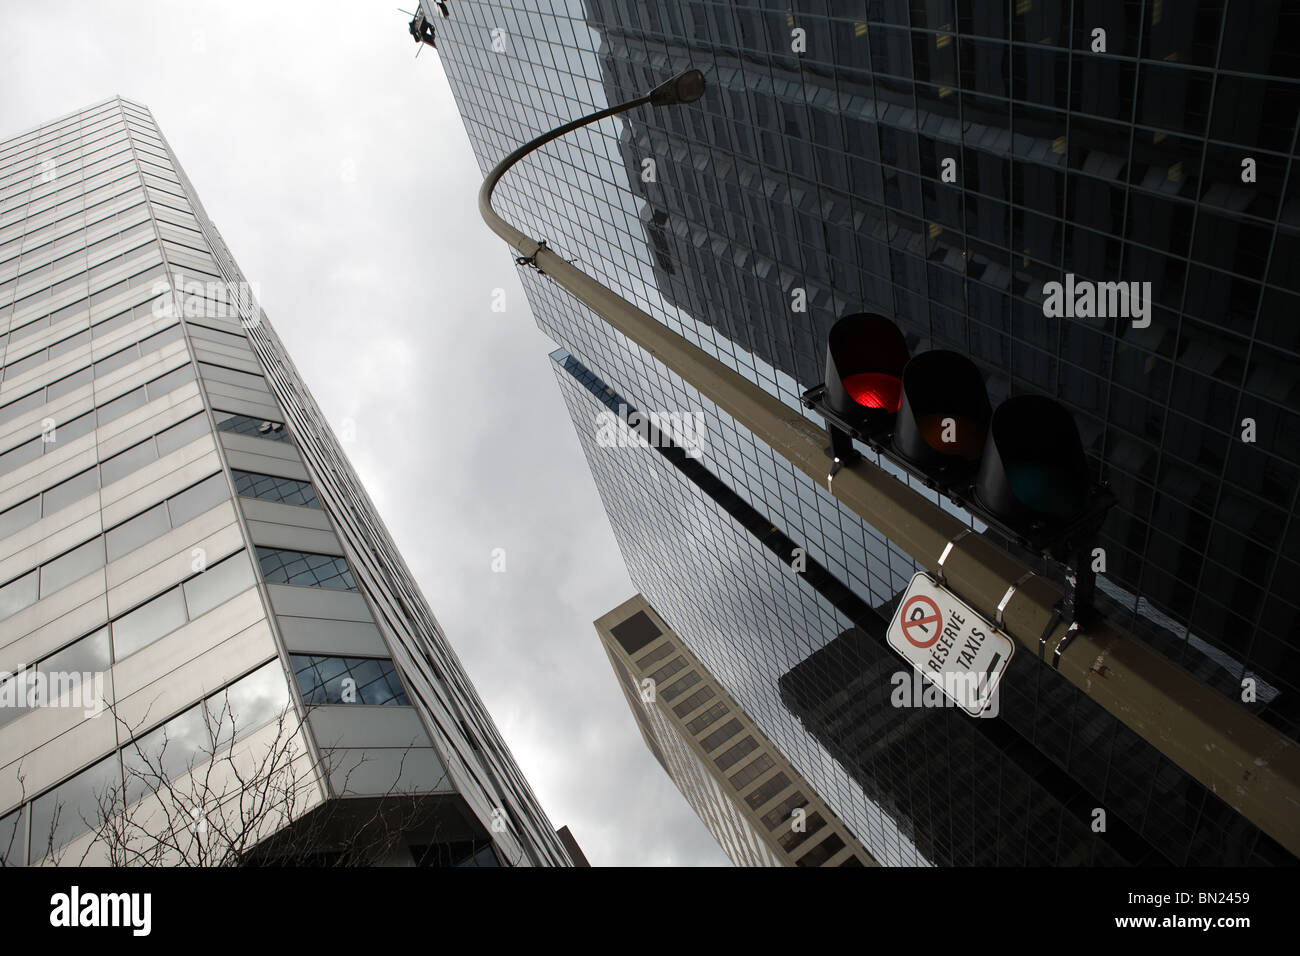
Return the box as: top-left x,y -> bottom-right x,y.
1005,463 -> 1086,518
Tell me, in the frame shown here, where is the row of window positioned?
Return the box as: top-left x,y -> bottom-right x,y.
0,154 -> 149,255
2,108 -> 162,197
0,165 -> 142,270
0,101 -> 125,181
0,167 -> 145,274
0,645 -> 414,866
255,547 -> 356,591
4,259 -> 168,349
0,361 -> 196,477
215,410 -> 291,443
0,321 -> 182,406
0,167 -> 145,261
0,550 -> 256,731
0,657 -> 288,864
4,237 -> 160,318
0,132 -> 134,214
289,654 -> 410,708
0,136 -> 137,223
0,410 -> 209,540
232,469 -> 319,509
0,196 -> 150,296
0,470 -> 230,622
0,188 -> 151,317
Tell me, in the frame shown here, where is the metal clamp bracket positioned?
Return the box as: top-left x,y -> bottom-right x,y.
935,528 -> 973,587
995,571 -> 1036,629
1038,601 -> 1064,662
515,239 -> 550,274
1053,620 -> 1082,670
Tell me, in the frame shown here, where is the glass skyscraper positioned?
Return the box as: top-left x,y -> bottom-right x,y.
430,0 -> 1298,865
0,97 -> 572,866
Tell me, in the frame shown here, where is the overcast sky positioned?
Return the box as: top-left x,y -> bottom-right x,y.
0,0 -> 728,866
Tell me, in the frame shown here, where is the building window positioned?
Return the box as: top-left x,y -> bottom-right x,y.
746,772 -> 791,811
659,670 -> 700,701
288,654 -> 411,707
779,811 -> 826,851
256,547 -> 355,590
699,717 -> 744,752
728,752 -> 774,788
715,735 -> 758,771
685,701 -> 729,734
760,790 -> 807,829
672,684 -> 715,717
795,832 -> 846,867
647,656 -> 686,684
232,469 -> 320,508
214,410 -> 291,443
633,641 -> 674,668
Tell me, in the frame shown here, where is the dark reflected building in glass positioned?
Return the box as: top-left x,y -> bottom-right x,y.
429,0 -> 1298,864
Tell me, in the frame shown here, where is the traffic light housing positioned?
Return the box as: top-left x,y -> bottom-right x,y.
974,395 -> 1090,533
803,313 -> 1112,560
893,350 -> 991,479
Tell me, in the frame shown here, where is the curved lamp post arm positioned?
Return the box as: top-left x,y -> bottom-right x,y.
478,95 -> 650,258
473,68 -> 1300,856
479,68 -> 705,257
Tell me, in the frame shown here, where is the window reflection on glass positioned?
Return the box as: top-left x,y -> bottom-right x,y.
122,705 -> 210,806
27,753 -> 121,863
289,654 -> 411,708
205,660 -> 292,749
110,586 -> 186,659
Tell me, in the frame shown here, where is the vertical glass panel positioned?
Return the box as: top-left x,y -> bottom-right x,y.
0,389 -> 46,425
121,705 -> 212,806
38,627 -> 111,679
99,438 -> 157,486
165,472 -> 228,526
46,366 -> 92,400
42,467 -> 100,516
0,437 -> 42,476
143,363 -> 195,400
0,570 -> 38,621
0,496 -> 41,538
51,410 -> 97,446
0,806 -> 24,866
38,537 -> 105,598
28,753 -> 121,863
182,551 -> 254,618
154,412 -> 209,456
95,386 -> 147,426
205,660 -> 291,749
110,587 -> 186,659
106,502 -> 169,561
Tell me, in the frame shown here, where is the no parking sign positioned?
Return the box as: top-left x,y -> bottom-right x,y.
886,572 -> 1015,717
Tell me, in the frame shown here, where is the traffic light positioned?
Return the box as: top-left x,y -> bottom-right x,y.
974,395 -> 1089,532
816,312 -> 908,460
893,350 -> 990,478
803,313 -> 1112,560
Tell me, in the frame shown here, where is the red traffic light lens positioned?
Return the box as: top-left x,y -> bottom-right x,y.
843,372 -> 902,412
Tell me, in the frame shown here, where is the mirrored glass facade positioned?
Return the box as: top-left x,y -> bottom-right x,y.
430,0 -> 1298,864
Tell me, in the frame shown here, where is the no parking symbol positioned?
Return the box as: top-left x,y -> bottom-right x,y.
900,594 -> 943,648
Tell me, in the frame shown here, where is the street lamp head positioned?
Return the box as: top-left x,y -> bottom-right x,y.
647,69 -> 706,106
